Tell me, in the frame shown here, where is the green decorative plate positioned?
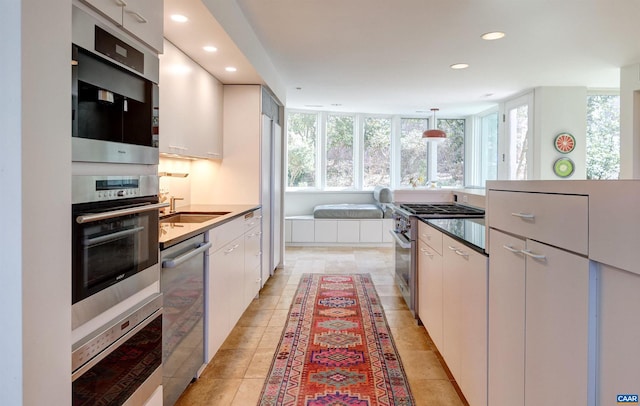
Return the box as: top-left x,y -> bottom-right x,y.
553,157 -> 575,178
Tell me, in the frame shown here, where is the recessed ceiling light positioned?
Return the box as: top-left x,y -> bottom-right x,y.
225,67 -> 237,72
331,103 -> 342,107
481,31 -> 505,40
203,45 -> 218,52
450,63 -> 469,70
170,14 -> 188,23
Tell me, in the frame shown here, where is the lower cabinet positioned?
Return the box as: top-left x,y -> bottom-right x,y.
207,233 -> 244,360
442,234 -> 488,406
488,228 -> 592,406
418,225 -> 488,406
206,209 -> 262,361
287,217 -> 393,244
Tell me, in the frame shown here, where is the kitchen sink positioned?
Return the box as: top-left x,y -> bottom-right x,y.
160,212 -> 229,224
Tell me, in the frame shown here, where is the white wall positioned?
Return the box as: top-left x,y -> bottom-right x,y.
0,0 -> 72,404
533,87 -> 587,180
620,64 -> 640,179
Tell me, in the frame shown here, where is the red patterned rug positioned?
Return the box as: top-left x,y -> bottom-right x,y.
258,274 -> 414,405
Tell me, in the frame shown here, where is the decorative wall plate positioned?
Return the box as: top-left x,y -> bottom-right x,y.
554,132 -> 575,153
553,157 -> 575,178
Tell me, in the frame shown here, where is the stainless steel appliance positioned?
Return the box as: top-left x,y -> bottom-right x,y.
391,203 -> 485,317
72,293 -> 163,406
72,175 -> 167,329
160,233 -> 211,406
72,6 -> 159,165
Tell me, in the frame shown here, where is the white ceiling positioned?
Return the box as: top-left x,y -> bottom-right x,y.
165,0 -> 640,117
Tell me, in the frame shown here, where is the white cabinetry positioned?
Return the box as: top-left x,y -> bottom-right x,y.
488,189 -> 594,406
286,217 -> 393,246
244,209 -> 262,307
442,234 -> 488,406
598,264 -> 640,405
159,41 -> 223,159
417,220 -> 488,406
206,209 -> 262,361
417,222 -> 443,349
81,0 -> 163,52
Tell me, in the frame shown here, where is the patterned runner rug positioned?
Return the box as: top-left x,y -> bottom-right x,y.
258,274 -> 415,405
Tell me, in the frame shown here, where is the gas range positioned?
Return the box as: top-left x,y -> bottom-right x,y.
397,203 -> 485,218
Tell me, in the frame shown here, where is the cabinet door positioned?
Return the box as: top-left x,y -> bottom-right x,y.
442,238 -> 463,380
81,0 -> 123,24
524,239 -> 591,406
359,220 -> 382,243
244,226 -> 262,306
418,239 -> 443,350
207,235 -> 244,360
121,0 -> 163,52
488,229 -> 525,406
159,41 -> 223,158
315,220 -> 337,242
598,264 -> 640,405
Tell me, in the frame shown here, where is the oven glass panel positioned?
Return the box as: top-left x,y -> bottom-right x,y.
72,197 -> 159,304
72,314 -> 162,406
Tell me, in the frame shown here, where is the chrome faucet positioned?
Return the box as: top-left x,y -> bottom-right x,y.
169,196 -> 184,213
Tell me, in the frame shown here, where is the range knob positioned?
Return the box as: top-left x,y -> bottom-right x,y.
117,190 -> 125,197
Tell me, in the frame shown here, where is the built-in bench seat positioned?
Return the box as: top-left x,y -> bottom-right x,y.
313,203 -> 384,219
285,187 -> 394,246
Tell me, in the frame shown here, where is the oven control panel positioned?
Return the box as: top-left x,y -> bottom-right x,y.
72,175 -> 159,204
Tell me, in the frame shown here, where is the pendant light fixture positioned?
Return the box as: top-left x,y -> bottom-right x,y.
422,108 -> 446,140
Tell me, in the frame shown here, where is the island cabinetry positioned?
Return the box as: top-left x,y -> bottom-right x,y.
80,0 -> 163,52
441,234 -> 488,406
488,189 -> 594,406
417,222 -> 443,349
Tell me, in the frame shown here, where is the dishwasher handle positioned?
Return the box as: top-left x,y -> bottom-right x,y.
162,241 -> 212,269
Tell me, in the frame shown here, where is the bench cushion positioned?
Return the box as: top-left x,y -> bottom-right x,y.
313,204 -> 383,219
373,186 -> 393,203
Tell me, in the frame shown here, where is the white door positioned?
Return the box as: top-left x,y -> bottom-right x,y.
501,93 -> 533,180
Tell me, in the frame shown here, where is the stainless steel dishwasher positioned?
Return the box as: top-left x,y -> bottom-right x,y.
160,233 -> 211,406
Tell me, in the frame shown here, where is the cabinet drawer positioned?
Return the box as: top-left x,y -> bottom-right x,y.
210,217 -> 245,252
418,221 -> 443,255
488,190 -> 588,255
243,209 -> 262,231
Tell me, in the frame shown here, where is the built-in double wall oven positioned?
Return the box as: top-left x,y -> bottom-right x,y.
71,6 -> 165,404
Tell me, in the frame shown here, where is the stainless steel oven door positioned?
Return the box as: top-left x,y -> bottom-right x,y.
72,197 -> 165,329
72,294 -> 162,406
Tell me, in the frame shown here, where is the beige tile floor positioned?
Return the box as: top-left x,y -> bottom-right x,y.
175,246 -> 467,406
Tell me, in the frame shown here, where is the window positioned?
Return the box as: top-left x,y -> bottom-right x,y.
437,119 -> 465,187
400,118 -> 429,187
286,112 -> 317,188
586,94 -> 620,179
363,117 -> 391,188
285,110 -> 469,191
326,114 -> 354,188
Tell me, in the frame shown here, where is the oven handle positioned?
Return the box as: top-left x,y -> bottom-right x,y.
389,230 -> 412,249
76,202 -> 170,224
72,306 -> 162,381
162,242 -> 212,269
84,226 -> 145,246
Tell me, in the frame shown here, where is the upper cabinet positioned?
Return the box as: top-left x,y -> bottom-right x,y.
159,40 -> 223,159
81,0 -> 164,53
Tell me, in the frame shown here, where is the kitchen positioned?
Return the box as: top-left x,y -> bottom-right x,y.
3,1 -> 640,406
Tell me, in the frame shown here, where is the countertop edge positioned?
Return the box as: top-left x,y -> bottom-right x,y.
159,204 -> 261,250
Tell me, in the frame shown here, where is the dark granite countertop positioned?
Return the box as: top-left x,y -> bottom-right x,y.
421,217 -> 487,255
159,204 -> 260,250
